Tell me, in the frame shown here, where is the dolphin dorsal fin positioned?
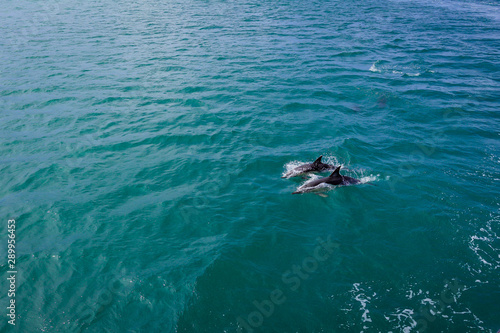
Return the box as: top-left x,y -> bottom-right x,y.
329,166 -> 341,178
313,155 -> 323,165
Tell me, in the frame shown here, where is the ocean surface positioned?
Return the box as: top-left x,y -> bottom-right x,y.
0,0 -> 499,332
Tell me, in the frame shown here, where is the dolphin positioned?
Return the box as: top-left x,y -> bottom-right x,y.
292,166 -> 360,194
282,155 -> 336,178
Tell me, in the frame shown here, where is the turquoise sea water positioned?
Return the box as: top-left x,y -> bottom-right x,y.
1,0 -> 499,332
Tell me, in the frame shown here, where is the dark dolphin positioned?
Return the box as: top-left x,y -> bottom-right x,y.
282,155 -> 336,178
292,166 -> 360,194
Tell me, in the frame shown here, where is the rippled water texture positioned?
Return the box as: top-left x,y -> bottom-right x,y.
0,0 -> 499,332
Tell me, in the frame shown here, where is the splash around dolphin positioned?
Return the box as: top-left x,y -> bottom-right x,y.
281,155 -> 337,178
292,166 -> 360,194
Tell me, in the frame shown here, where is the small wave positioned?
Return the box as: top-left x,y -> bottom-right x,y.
369,62 -> 382,73
199,25 -> 225,30
402,72 -> 421,77
333,50 -> 366,57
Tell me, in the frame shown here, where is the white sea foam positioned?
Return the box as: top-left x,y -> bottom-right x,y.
385,308 -> 417,333
369,61 -> 428,77
468,216 -> 500,270
369,62 -> 381,73
360,175 -> 378,184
